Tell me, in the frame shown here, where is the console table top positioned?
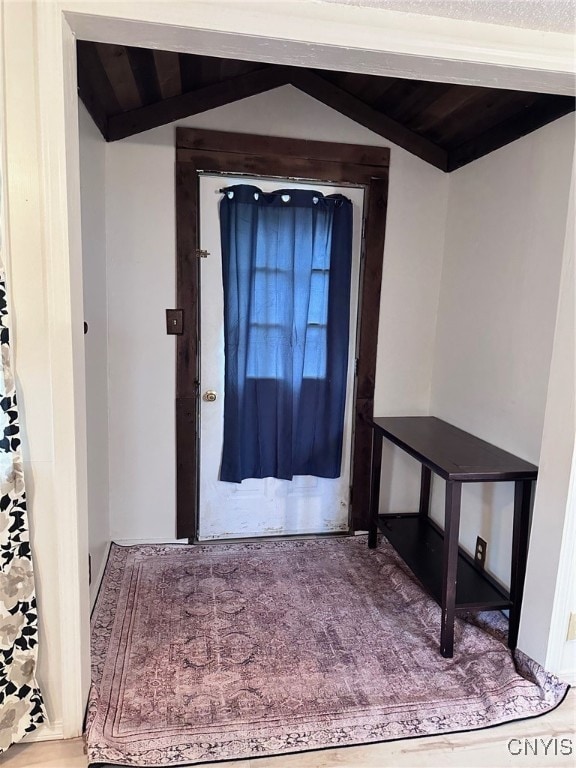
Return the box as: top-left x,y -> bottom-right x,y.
369,416 -> 538,482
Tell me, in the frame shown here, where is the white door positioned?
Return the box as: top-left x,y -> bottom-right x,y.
198,174 -> 364,540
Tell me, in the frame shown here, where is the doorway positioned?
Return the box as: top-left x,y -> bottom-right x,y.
174,128 -> 390,540
197,174 -> 365,540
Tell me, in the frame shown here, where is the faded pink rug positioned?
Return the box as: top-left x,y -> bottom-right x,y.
86,538 -> 568,766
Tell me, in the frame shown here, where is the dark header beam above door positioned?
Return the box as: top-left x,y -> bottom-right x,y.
176,127 -> 390,168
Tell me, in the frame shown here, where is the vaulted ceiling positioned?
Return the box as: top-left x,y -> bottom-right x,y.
77,41 -> 575,172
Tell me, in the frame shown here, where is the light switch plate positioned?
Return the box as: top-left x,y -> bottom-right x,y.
166,309 -> 183,335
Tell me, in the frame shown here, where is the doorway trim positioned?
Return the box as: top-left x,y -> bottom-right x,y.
175,128 -> 390,539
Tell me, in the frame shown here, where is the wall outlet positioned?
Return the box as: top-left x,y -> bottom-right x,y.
475,536 -> 487,569
567,613 -> 576,642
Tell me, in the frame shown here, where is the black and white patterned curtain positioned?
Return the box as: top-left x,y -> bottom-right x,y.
0,268 -> 45,751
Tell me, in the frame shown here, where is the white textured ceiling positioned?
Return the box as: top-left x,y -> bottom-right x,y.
319,0 -> 576,33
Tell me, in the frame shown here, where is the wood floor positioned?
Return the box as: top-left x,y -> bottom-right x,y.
3,689 -> 574,768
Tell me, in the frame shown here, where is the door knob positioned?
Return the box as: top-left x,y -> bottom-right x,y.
203,390 -> 217,402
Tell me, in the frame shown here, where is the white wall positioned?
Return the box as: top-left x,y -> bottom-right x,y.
78,103 -> 110,604
520,154 -> 575,677
104,85 -> 449,542
429,115 -> 575,587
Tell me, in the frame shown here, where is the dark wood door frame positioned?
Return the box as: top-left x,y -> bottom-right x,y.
175,127 -> 390,540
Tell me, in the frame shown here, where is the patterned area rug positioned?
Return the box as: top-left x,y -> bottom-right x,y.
86,538 -> 568,766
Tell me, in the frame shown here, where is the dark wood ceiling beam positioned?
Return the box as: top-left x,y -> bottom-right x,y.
287,69 -> 448,171
448,96 -> 576,171
107,66 -> 292,142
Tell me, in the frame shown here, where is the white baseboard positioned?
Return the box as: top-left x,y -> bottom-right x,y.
20,720 -> 64,743
112,537 -> 188,546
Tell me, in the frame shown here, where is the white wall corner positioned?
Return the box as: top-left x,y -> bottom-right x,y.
426,175 -> 450,414
90,540 -> 112,609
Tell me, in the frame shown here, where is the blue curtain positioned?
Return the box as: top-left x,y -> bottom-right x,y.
219,184 -> 353,482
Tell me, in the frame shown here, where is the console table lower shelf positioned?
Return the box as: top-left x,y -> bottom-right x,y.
378,513 -> 511,612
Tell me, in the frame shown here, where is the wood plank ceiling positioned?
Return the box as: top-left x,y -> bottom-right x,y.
77,41 -> 575,172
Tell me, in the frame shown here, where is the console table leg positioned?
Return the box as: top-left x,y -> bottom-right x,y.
419,465 -> 432,519
440,480 -> 462,658
508,479 -> 532,649
368,431 -> 383,549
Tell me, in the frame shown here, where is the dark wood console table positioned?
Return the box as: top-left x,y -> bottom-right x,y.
367,416 -> 537,658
